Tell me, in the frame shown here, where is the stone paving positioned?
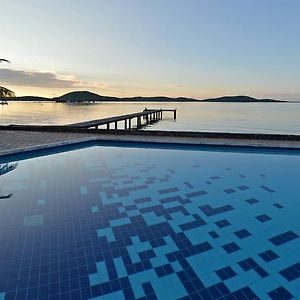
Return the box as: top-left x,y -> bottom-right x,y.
0,130 -> 99,155
1,129 -> 300,157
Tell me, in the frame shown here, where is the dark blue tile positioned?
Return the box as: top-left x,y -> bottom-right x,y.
268,286 -> 293,300
273,203 -> 284,209
256,214 -> 271,223
279,262 -> 300,282
215,266 -> 237,280
208,231 -> 219,239
222,242 -> 240,253
234,229 -> 252,239
258,250 -> 279,262
215,219 -> 231,228
245,198 -> 259,204
269,231 -> 299,246
199,204 -> 234,217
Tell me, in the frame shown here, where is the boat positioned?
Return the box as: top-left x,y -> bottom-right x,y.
0,100 -> 8,105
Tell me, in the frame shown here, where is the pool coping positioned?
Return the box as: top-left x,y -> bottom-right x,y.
1,126 -> 300,157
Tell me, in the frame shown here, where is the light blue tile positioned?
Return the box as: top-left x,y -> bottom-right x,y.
171,261 -> 182,272
118,206 -> 126,213
129,273 -> 147,298
37,199 -> 46,205
96,261 -> 109,282
80,186 -> 88,195
127,210 -> 139,217
143,212 -> 165,225
114,257 -> 127,278
89,290 -> 125,300
40,181 -> 47,188
0,293 -> 5,300
89,273 -> 101,286
131,236 -> 151,252
110,217 -> 131,227
97,227 -> 116,242
91,206 -> 99,213
23,215 -> 44,227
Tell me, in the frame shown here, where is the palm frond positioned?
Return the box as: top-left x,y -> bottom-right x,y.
0,86 -> 15,99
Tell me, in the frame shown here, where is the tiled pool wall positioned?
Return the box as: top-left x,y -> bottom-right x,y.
0,145 -> 299,299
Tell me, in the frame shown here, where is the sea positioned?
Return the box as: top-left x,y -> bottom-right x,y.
1,101 -> 300,134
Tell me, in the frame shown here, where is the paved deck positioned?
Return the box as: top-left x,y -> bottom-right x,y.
1,128 -> 300,157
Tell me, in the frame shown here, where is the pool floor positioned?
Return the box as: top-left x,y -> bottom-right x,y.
0,145 -> 299,299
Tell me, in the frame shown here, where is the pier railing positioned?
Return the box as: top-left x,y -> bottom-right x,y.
66,108 -> 176,130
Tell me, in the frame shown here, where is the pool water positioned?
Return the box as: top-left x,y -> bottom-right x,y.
0,144 -> 299,300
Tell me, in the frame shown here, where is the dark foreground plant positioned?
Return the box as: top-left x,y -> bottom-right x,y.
0,59 -> 15,99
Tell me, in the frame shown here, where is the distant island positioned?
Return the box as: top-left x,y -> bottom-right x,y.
9,91 -> 287,103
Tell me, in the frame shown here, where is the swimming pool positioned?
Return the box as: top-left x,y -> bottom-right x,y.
0,143 -> 299,300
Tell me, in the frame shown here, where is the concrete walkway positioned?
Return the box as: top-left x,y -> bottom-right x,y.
1,129 -> 300,157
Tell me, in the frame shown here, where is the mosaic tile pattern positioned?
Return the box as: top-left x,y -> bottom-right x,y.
0,145 -> 300,299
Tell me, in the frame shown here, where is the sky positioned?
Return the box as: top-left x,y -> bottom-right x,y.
1,0 -> 300,100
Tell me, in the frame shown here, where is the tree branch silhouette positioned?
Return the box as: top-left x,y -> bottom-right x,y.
0,59 -> 15,99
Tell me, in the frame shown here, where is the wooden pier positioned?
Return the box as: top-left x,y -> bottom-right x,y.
66,108 -> 177,130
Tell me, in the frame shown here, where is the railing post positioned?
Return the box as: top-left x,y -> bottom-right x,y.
129,118 -> 131,129
124,119 -> 127,129
174,109 -> 177,120
137,116 -> 141,129
115,121 -> 118,129
107,123 -> 110,130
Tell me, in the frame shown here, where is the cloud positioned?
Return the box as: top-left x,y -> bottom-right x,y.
0,68 -> 83,88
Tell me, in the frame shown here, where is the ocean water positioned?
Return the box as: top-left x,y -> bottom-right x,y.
0,143 -> 299,299
1,101 -> 300,134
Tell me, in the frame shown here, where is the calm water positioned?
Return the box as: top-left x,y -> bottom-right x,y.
1,101 -> 300,134
0,143 -> 299,299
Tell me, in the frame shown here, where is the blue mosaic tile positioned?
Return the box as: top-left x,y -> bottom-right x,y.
259,250 -> 279,263
215,219 -> 231,228
268,286 -> 293,300
269,231 -> 299,246
199,204 -> 234,216
224,188 -> 236,194
237,185 -> 249,190
23,214 -> 44,226
208,231 -> 219,239
274,202 -> 284,209
186,190 -> 207,198
256,214 -> 272,223
0,145 -> 299,299
279,262 -> 300,282
234,229 -> 252,239
238,258 -> 269,278
222,242 -> 241,254
246,197 -> 259,204
215,266 -> 237,281
261,185 -> 275,193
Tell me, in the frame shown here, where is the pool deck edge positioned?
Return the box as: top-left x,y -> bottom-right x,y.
1,127 -> 300,157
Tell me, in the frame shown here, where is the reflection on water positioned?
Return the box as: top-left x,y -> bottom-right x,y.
0,162 -> 18,199
0,162 -> 18,176
1,101 -> 300,134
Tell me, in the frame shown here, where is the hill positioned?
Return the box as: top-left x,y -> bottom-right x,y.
9,91 -> 287,103
53,91 -> 199,102
201,95 -> 283,103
